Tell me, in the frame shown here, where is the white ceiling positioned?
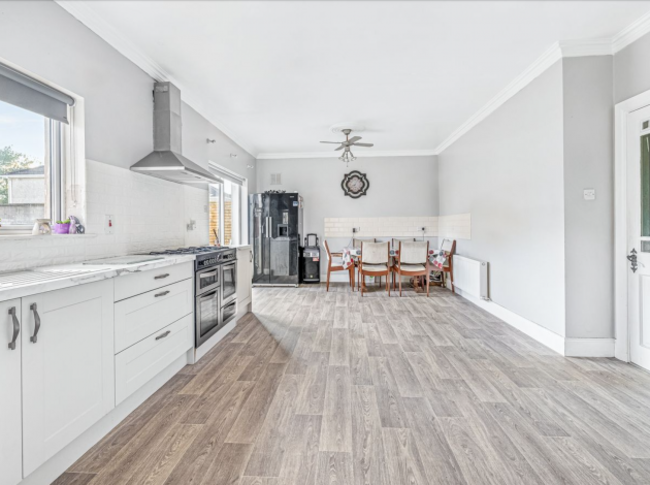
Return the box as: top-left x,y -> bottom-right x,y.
59,1 -> 650,158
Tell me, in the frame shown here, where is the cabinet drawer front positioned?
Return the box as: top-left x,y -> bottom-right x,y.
115,314 -> 193,405
114,261 -> 193,302
115,278 -> 193,353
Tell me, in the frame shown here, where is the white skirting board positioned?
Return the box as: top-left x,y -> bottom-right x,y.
454,287 -> 565,355
564,338 -> 616,358
454,287 -> 616,357
18,353 -> 190,485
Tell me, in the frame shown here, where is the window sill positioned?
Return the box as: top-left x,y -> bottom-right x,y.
0,233 -> 97,241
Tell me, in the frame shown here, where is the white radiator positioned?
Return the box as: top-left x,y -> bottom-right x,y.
453,255 -> 489,300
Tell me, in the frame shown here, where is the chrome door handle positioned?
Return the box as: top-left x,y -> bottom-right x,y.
8,307 -> 19,350
155,330 -> 171,340
30,303 -> 40,344
250,250 -> 253,263
155,290 -> 170,298
628,248 -> 640,273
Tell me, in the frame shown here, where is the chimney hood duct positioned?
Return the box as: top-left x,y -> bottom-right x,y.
130,82 -> 219,185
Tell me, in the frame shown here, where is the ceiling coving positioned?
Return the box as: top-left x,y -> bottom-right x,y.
57,1 -> 650,159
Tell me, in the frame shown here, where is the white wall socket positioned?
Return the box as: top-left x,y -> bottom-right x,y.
583,189 -> 596,201
105,214 -> 115,234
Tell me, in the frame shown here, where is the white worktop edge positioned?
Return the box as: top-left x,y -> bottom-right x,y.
0,255 -> 196,302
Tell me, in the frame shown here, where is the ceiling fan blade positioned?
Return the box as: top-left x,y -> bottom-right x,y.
347,136 -> 362,144
352,142 -> 374,147
335,145 -> 345,151
320,141 -> 341,144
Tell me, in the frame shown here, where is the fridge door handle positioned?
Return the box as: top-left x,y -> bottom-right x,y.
265,217 -> 272,238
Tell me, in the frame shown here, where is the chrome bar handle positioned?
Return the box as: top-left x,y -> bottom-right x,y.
154,290 -> 170,298
154,273 -> 170,280
8,307 -> 19,350
265,217 -> 271,238
30,303 -> 41,344
155,330 -> 171,340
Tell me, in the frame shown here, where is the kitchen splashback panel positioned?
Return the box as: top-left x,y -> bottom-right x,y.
0,160 -> 209,273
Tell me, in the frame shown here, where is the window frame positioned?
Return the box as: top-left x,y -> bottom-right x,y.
208,163 -> 248,246
0,110 -> 67,233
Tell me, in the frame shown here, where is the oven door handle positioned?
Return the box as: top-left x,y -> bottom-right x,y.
199,269 -> 219,280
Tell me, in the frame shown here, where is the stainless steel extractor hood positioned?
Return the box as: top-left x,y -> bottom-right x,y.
131,82 -> 219,185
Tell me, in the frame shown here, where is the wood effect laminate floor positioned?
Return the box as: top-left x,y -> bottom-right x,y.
58,284 -> 650,485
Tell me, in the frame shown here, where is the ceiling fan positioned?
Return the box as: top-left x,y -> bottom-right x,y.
320,128 -> 374,164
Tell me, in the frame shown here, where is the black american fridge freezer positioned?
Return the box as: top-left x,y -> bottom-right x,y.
249,192 -> 304,286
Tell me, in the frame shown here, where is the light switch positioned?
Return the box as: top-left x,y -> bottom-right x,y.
583,189 -> 596,201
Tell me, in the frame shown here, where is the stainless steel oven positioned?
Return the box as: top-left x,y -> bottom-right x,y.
196,266 -> 220,294
222,261 -> 237,305
196,287 -> 220,347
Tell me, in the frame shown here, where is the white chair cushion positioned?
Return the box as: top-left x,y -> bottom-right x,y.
361,263 -> 389,272
361,242 -> 389,264
399,241 -> 428,264
396,263 -> 425,271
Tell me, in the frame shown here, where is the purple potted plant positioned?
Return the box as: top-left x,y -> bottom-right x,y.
52,219 -> 71,234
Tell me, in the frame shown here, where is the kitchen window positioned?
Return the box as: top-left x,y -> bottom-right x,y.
208,163 -> 247,246
0,63 -> 75,233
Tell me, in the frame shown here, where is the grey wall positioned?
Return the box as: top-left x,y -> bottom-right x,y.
438,62 -> 566,336
182,103 -> 257,190
257,156 -> 439,272
614,31 -> 650,104
562,56 -> 614,338
0,0 -> 254,186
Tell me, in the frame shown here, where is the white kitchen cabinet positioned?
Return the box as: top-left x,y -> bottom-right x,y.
21,280 -> 114,476
115,313 -> 193,405
236,246 -> 253,306
0,299 -> 22,485
114,278 -> 193,353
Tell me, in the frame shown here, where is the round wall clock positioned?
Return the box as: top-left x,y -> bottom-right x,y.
341,170 -> 369,199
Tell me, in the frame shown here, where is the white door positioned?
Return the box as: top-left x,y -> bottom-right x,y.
627,104 -> 650,370
21,280 -> 114,476
0,299 -> 23,485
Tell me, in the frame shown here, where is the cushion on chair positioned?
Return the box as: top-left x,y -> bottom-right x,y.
396,263 -> 426,272
361,242 -> 389,264
399,242 -> 428,264
361,263 -> 389,272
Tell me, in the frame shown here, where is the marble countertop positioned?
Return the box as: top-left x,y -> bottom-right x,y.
0,254 -> 196,302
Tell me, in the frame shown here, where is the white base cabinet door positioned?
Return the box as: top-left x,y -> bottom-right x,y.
0,299 -> 22,485
236,247 -> 253,304
21,280 -> 114,477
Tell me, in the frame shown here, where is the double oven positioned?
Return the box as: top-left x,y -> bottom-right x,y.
195,248 -> 237,347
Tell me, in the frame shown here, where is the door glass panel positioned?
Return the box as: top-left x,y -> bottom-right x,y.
197,269 -> 219,292
199,291 -> 219,337
223,301 -> 237,323
223,264 -> 236,299
642,134 -> 650,252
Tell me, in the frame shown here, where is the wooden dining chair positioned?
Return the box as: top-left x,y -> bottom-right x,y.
392,241 -> 430,297
432,239 -> 457,293
353,237 -> 377,249
358,241 -> 391,296
391,237 -> 416,248
324,240 -> 355,292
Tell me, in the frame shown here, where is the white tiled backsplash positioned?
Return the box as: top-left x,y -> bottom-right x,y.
0,160 -> 209,273
324,213 -> 471,240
